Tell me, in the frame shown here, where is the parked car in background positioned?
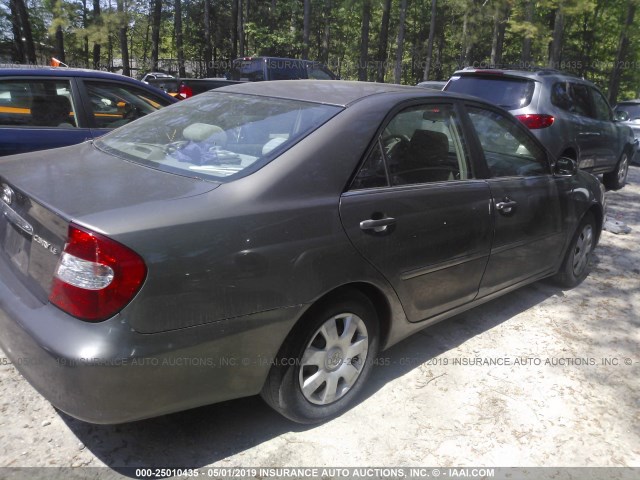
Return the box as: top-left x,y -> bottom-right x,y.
0,67 -> 176,156
444,67 -> 634,190
417,80 -> 447,90
145,76 -> 244,99
0,80 -> 605,425
140,71 -> 175,83
613,99 -> 640,164
229,57 -> 338,81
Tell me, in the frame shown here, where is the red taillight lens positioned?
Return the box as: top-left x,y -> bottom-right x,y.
515,114 -> 555,129
178,83 -> 193,98
49,224 -> 147,322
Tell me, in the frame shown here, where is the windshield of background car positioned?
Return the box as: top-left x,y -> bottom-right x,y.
95,92 -> 342,181
446,75 -> 536,110
616,103 -> 640,120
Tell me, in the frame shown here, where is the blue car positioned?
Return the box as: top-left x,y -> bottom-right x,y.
0,67 -> 176,156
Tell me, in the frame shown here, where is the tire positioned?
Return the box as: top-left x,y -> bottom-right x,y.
553,213 -> 596,288
261,290 -> 379,424
603,151 -> 629,191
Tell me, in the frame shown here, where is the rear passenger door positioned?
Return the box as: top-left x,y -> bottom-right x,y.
340,102 -> 493,323
0,77 -> 92,156
464,105 -> 565,297
589,87 -> 619,171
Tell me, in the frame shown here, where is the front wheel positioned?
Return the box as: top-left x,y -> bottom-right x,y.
553,213 -> 596,288
261,291 -> 379,424
603,151 -> 629,190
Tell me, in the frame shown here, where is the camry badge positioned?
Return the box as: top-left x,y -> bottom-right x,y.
33,235 -> 60,255
1,184 -> 13,206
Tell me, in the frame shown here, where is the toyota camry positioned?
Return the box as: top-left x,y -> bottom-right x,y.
0,80 -> 605,424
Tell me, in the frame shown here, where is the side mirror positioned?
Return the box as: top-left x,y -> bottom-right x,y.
554,157 -> 578,176
615,110 -> 630,122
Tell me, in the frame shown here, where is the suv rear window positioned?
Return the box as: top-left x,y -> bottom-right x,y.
446,75 -> 536,110
616,103 -> 640,120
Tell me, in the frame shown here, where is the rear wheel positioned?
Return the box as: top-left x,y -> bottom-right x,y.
261,291 -> 379,424
553,213 -> 596,288
603,151 -> 629,190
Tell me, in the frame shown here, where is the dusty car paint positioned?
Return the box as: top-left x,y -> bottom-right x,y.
0,81 -> 605,424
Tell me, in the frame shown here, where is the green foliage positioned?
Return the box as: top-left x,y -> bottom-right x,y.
2,0 -> 639,97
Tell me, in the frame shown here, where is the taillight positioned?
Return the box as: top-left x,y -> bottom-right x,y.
178,83 -> 193,98
515,114 -> 555,129
49,224 -> 147,322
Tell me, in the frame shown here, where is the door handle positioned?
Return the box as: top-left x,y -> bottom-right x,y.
495,199 -> 517,215
360,217 -> 396,233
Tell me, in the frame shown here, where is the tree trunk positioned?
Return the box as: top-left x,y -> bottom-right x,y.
358,0 -> 371,81
92,0 -> 101,69
460,11 -> 469,66
522,0 -> 533,65
423,0 -> 437,81
204,0 -> 213,76
491,1 -> 508,67
237,0 -> 245,57
231,0 -> 238,59
15,0 -> 36,63
393,0 -> 408,84
376,0 -> 392,83
175,0 -> 185,77
151,0 -> 162,71
55,25 -> 65,63
9,0 -> 25,63
609,1 -> 636,104
302,0 -> 311,59
82,0 -> 89,66
321,0 -> 331,64
117,0 -> 130,75
548,6 -> 564,68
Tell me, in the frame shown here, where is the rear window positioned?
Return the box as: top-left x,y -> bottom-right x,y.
230,60 -> 265,81
615,103 -> 640,120
446,75 -> 536,110
95,92 -> 341,182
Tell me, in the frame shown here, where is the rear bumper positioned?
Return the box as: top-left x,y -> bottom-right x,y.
0,254 -> 300,424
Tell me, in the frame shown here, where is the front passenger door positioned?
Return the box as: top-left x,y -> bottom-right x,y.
465,106 -> 564,297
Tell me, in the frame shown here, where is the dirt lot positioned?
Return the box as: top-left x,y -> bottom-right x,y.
1,167 -> 639,475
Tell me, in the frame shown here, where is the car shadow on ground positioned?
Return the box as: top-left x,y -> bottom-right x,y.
59,276 -> 569,474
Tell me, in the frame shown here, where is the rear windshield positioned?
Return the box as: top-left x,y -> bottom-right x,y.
446,75 -> 536,110
615,103 -> 640,120
95,92 -> 341,182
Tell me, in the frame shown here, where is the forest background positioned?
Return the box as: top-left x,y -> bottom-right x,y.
3,0 -> 639,104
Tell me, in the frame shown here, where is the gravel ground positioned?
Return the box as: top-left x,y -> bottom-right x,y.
1,167 -> 639,476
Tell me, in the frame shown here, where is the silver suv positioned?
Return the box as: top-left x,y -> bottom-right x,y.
444,68 -> 634,190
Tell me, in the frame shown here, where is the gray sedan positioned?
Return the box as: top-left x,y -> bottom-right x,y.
0,81 -> 605,424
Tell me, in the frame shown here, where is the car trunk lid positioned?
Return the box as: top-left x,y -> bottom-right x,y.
0,141 -> 217,304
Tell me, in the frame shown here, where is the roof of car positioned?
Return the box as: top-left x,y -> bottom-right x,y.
216,80 -> 439,107
452,67 -> 592,85
0,66 -> 148,83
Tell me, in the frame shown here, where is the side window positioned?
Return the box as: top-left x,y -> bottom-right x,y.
551,82 -> 573,111
569,84 -> 594,117
591,88 -> 612,121
467,106 -> 548,177
0,79 -> 77,128
383,104 -> 471,186
351,142 -> 388,190
84,81 -> 171,129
